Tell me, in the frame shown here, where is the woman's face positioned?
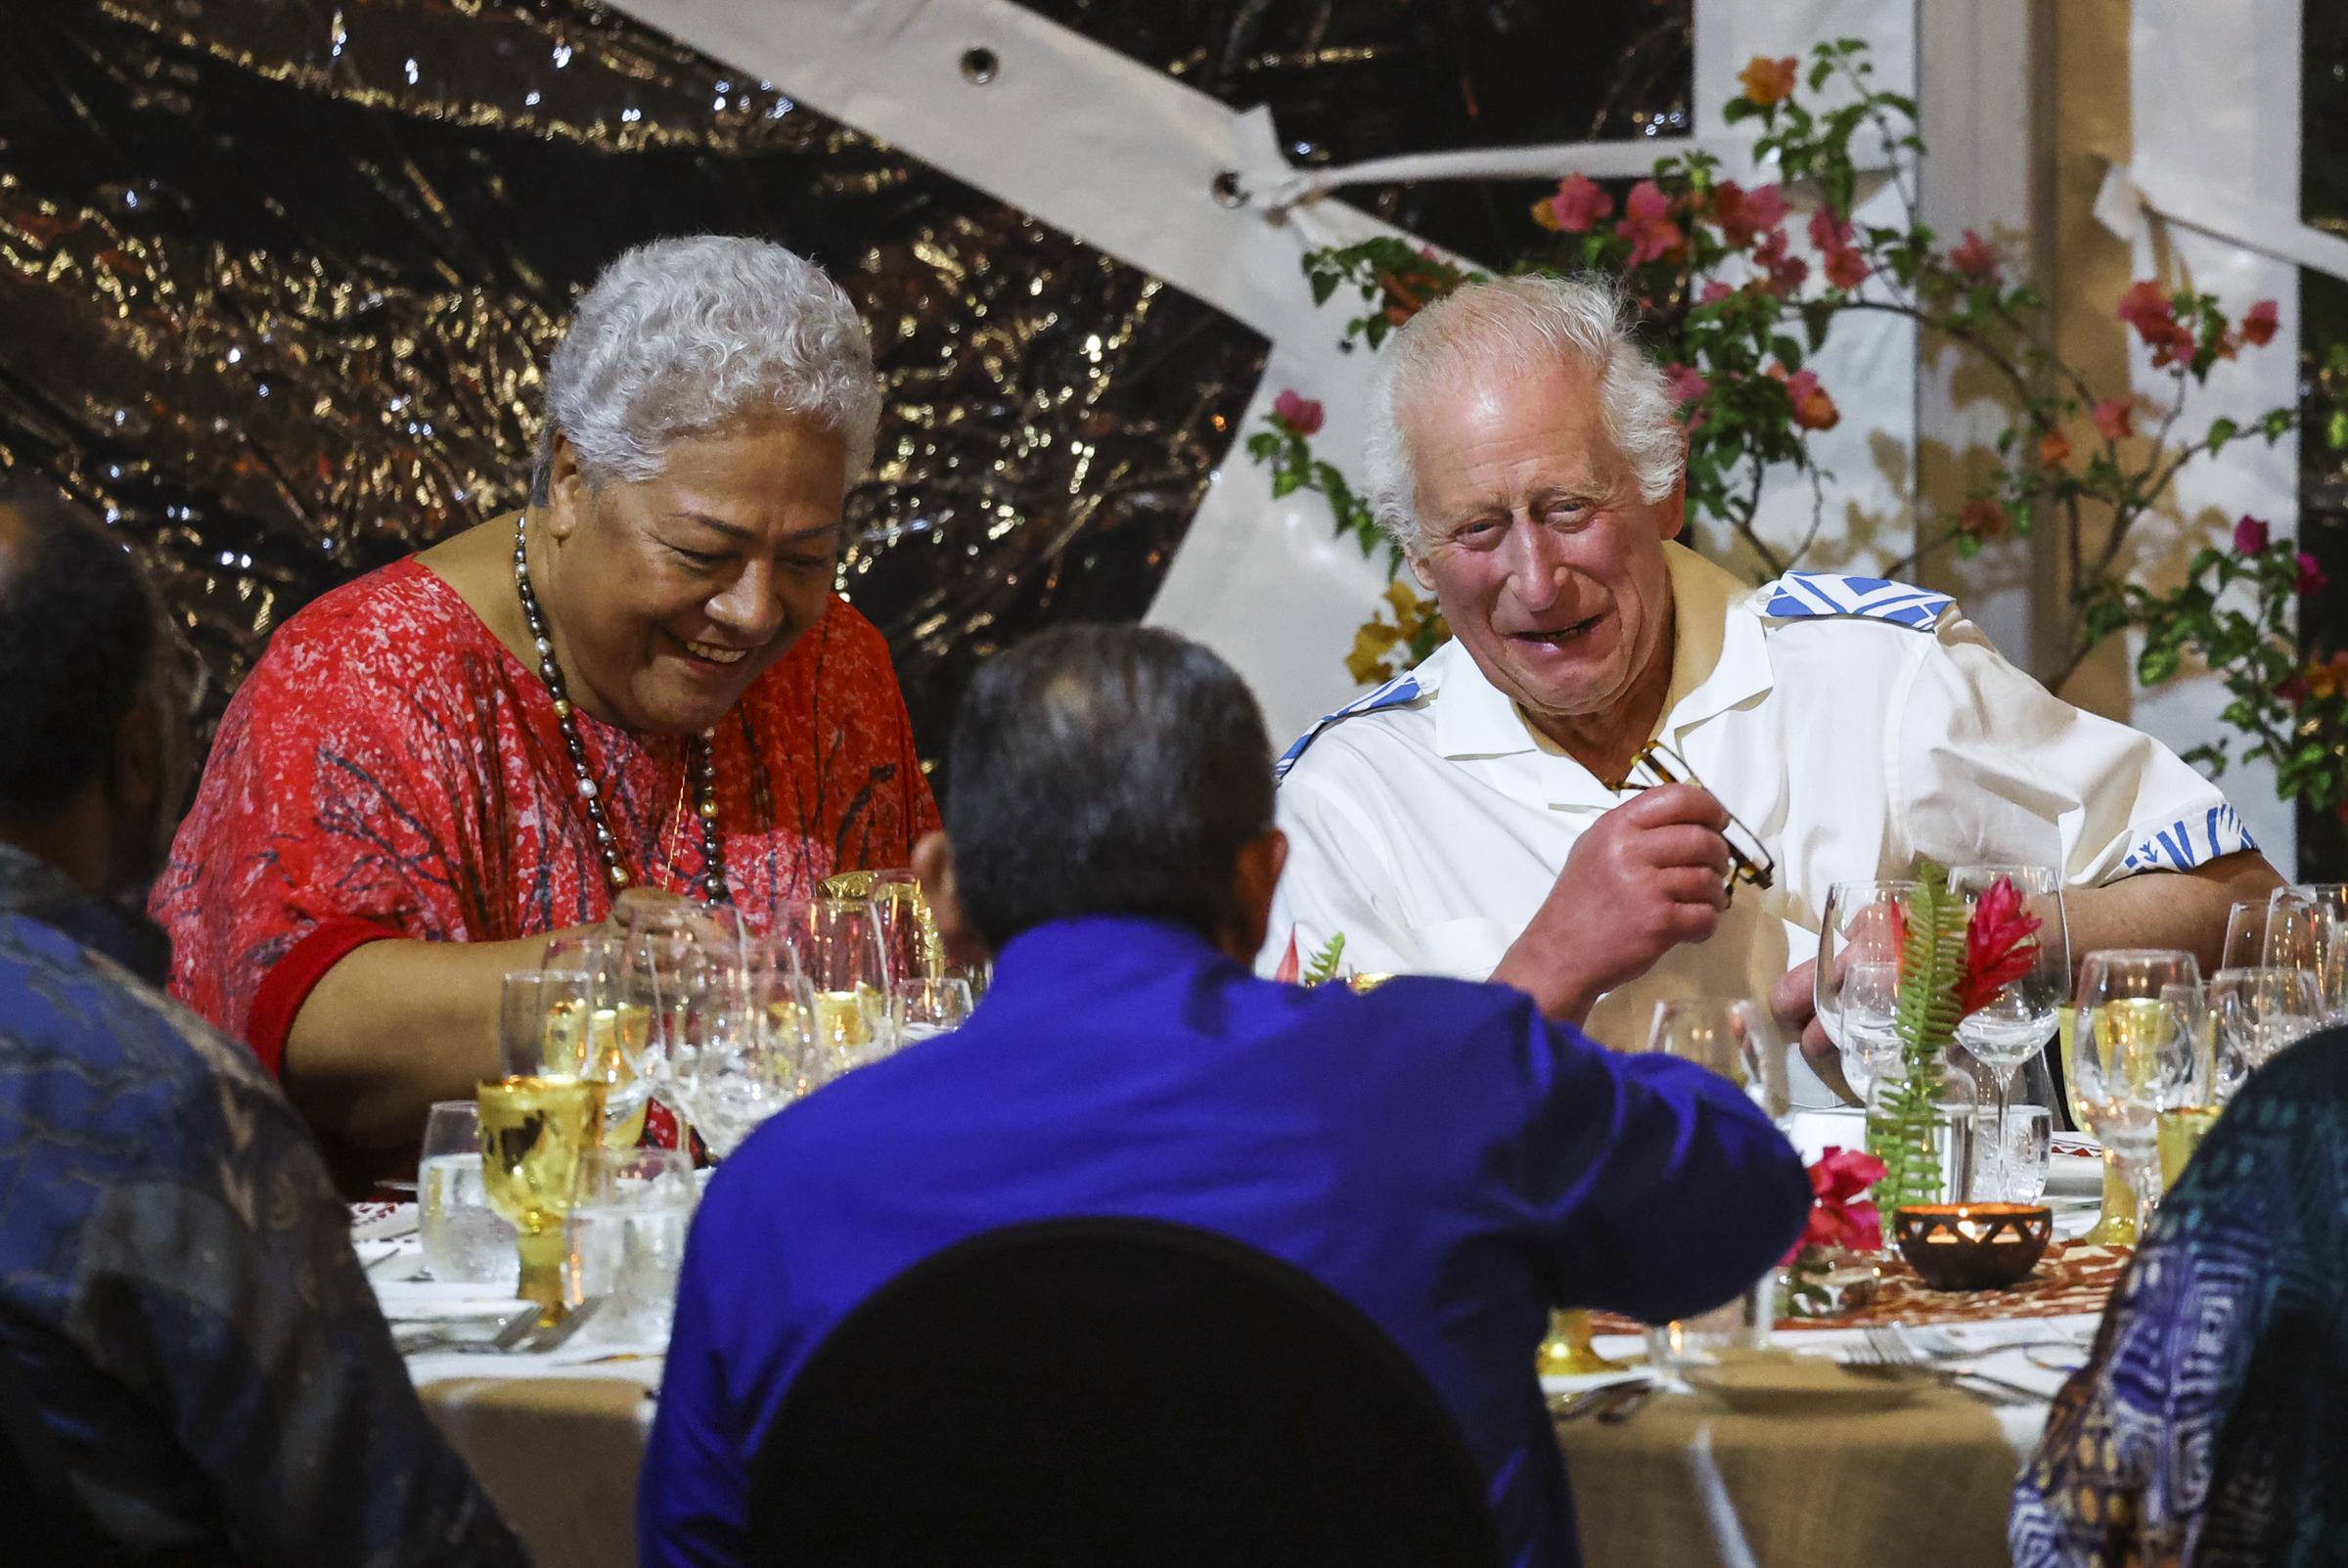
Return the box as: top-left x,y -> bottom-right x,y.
541,415 -> 849,735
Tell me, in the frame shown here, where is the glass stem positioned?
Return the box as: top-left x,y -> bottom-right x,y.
1990,1067 -> 2016,1202
517,1228 -> 570,1327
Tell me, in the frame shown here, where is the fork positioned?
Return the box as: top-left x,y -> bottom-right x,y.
1843,1325 -> 2046,1407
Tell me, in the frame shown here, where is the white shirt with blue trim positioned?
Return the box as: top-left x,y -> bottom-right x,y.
1263,542 -> 2255,1077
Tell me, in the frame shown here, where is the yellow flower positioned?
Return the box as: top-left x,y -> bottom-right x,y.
1346,619 -> 1404,686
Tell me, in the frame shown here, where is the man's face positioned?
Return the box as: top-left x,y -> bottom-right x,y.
1404,360 -> 1682,730
545,416 -> 848,735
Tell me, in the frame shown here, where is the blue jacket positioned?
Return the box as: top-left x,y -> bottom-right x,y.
642,915 -> 1809,1567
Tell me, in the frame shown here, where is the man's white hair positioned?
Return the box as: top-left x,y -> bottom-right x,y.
537,235 -> 881,494
1363,274 -> 1683,554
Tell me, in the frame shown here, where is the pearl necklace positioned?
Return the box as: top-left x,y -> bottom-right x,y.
513,515 -> 730,905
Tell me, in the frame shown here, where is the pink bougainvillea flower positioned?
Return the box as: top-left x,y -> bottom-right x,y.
2240,298 -> 2280,347
1698,280 -> 1736,305
1615,179 -> 1685,268
1949,228 -> 2001,282
1808,207 -> 1868,290
1738,55 -> 1798,106
1272,389 -> 1324,436
1753,226 -> 1809,296
2038,428 -> 2072,470
2300,552 -> 2331,597
1958,497 -> 2009,542
2116,280 -> 2172,336
2091,398 -> 2135,442
1534,172 -> 1613,234
1710,180 -> 1786,249
1662,362 -> 1711,409
1782,367 -> 1840,430
2234,515 -> 2271,556
2277,671 -> 2313,704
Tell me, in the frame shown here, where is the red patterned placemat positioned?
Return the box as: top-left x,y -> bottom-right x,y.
1589,1241 -> 2131,1335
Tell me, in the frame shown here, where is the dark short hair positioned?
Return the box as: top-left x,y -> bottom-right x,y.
0,486 -> 161,819
945,624 -> 1275,948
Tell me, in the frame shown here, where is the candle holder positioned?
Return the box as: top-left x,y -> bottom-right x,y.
1892,1202 -> 2053,1290
1536,1308 -> 1628,1375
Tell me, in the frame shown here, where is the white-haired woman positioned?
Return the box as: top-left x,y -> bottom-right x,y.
157,237 -> 935,1171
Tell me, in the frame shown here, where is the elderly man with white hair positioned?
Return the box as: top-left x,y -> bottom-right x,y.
159,236 -> 938,1175
1264,273 -> 2280,1097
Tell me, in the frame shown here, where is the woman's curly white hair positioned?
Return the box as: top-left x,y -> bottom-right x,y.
535,236 -> 880,497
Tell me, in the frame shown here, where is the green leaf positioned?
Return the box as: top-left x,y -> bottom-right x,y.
1310,271 -> 1339,306
1770,335 -> 1804,371
2138,645 -> 2183,686
1723,97 -> 1755,124
2206,417 -> 2238,454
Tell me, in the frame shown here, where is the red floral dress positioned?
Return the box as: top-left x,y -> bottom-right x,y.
154,558 -> 939,1074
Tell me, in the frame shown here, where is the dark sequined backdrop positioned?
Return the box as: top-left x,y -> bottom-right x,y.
0,0 -> 1686,781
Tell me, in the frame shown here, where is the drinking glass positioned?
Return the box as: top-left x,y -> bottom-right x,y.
1644,998 -> 1792,1125
869,869 -> 943,985
890,976 -> 974,1046
618,901 -> 748,1135
418,1100 -> 517,1285
566,1147 -> 695,1337
778,896 -> 894,1074
1971,1104 -> 2053,1204
2269,885 -> 2348,1023
1946,865 -> 2068,1200
1814,880 -> 1920,1099
483,969 -> 610,1323
2071,950 -> 2201,1237
539,933 -> 652,1148
1642,999 -> 1789,1366
675,939 -> 813,1159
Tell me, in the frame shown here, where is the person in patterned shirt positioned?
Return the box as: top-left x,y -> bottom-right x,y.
0,487 -> 526,1565
156,238 -> 939,1177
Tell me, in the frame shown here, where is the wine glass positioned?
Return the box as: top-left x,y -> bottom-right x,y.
542,932 -> 653,1148
673,939 -> 812,1159
2071,950 -> 2201,1237
2209,965 -> 2325,1082
485,968 -> 612,1323
618,901 -> 748,1131
1645,998 -> 1792,1124
778,896 -> 894,1075
890,976 -> 974,1045
1945,866 -> 2069,1201
2269,885 -> 2348,1023
1814,880 -> 1919,1099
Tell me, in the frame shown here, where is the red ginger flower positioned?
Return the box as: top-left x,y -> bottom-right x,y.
1958,874 -> 2043,1017
1783,1146 -> 1886,1264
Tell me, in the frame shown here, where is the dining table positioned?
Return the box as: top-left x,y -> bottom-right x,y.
362,1156 -> 2117,1568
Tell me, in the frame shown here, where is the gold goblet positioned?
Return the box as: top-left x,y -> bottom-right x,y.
1536,1308 -> 1628,1376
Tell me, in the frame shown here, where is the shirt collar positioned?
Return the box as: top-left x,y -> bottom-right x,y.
1430,541 -> 1775,768
985,915 -> 1235,1004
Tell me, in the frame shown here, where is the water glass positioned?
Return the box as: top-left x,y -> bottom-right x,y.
1815,880 -> 1920,1098
566,1147 -> 695,1336
891,976 -> 974,1045
2072,950 -> 2201,1233
1644,998 -> 1792,1125
2269,885 -> 2348,1023
671,939 -> 808,1159
2208,965 -> 2324,1088
1645,1271 -> 1777,1373
1971,1103 -> 2053,1204
418,1099 -> 517,1285
1946,865 -> 2068,1200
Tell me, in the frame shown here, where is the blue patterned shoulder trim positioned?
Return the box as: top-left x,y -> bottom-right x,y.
1274,672 -> 1423,781
2116,804 -> 2258,874
1761,571 -> 1953,631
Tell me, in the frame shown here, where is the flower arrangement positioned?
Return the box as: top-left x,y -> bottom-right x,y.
1782,1144 -> 1886,1316
1249,36 -> 2348,817
1867,862 -> 2044,1208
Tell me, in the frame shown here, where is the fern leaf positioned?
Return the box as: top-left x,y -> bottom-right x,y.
1300,931 -> 1348,988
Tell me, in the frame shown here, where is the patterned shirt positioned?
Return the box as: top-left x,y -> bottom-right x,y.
0,845 -> 528,1565
153,558 -> 938,1070
2011,1027 -> 2348,1566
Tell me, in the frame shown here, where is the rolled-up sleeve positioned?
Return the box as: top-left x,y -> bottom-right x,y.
1891,614 -> 2253,887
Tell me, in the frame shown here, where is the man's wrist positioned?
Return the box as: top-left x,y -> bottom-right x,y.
1490,943 -> 1596,1027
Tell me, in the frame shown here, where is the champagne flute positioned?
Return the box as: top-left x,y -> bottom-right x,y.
1945,866 -> 2068,1201
1814,880 -> 1919,1100
779,896 -> 894,1076
2071,950 -> 2201,1239
485,968 -> 611,1323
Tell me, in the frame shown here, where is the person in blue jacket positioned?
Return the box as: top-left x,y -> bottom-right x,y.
640,622 -> 1809,1568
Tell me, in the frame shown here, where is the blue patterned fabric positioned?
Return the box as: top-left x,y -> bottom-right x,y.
1760,570 -> 1953,629
2011,1028 -> 2348,1567
2114,803 -> 2260,874
0,846 -> 526,1567
1273,671 -> 1422,780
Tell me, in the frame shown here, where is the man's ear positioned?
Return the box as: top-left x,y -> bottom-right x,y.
545,431 -> 589,542
1224,826 -> 1289,964
913,830 -> 990,967
108,687 -> 164,820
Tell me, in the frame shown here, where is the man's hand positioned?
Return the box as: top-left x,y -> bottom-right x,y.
1492,783 -> 1732,1025
1773,958 -> 1859,1105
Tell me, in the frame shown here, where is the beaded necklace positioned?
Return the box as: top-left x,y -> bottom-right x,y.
512,514 -> 730,905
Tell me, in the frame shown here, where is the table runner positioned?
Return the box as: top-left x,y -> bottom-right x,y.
1591,1241 -> 2128,1334
420,1377 -> 651,1568
1557,1381 -> 2016,1568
